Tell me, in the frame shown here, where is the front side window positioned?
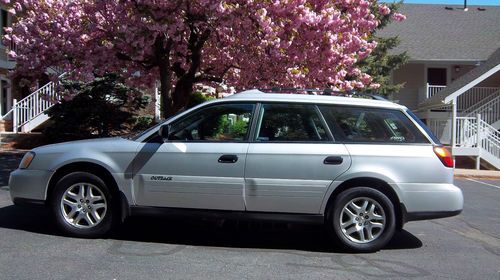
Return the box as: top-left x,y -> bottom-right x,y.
168,103 -> 254,141
319,106 -> 429,143
255,103 -> 329,142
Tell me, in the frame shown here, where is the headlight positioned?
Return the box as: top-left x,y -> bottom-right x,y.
19,151 -> 36,169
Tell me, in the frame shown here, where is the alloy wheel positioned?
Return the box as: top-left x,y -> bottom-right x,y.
60,183 -> 107,229
339,197 -> 386,244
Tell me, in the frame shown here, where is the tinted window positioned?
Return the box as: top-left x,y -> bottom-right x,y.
319,106 -> 429,143
406,109 -> 440,144
169,103 -> 254,141
256,104 -> 329,142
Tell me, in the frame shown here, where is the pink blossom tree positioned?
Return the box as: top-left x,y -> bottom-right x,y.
4,0 -> 395,117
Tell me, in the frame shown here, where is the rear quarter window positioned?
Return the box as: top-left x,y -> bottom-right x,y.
319,105 -> 430,144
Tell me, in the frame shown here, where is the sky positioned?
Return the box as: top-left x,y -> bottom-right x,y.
382,0 -> 500,5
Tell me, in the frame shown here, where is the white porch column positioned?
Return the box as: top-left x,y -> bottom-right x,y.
12,99 -> 17,133
154,83 -> 161,122
476,113 -> 482,170
451,97 -> 457,149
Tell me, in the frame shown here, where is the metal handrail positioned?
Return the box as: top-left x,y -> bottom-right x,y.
463,90 -> 500,115
11,72 -> 66,132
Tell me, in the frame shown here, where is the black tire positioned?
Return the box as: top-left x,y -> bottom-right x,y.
50,172 -> 118,238
326,187 -> 396,252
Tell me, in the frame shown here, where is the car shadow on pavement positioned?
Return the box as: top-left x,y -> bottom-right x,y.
0,204 -> 422,253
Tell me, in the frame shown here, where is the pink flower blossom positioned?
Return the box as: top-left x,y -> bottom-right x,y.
7,50 -> 16,59
392,13 -> 407,22
378,5 -> 391,16
3,0 -> 403,102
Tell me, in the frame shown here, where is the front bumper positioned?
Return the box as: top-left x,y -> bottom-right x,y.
394,183 -> 463,220
9,169 -> 53,204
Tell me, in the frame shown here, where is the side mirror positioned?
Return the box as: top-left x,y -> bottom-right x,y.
158,124 -> 170,141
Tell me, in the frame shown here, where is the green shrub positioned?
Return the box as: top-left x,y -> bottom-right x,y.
44,73 -> 149,142
132,115 -> 155,132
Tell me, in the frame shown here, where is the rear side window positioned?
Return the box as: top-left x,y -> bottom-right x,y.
406,109 -> 441,144
255,103 -> 329,142
319,106 -> 429,144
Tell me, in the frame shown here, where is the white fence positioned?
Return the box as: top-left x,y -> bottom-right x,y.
427,85 -> 500,112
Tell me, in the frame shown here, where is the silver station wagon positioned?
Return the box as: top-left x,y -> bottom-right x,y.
9,90 -> 463,252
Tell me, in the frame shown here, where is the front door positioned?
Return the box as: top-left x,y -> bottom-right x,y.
427,68 -> 448,86
134,102 -> 255,210
245,103 -> 351,214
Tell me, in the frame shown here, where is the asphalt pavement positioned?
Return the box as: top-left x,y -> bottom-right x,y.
0,152 -> 499,279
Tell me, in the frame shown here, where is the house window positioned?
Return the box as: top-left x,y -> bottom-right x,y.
0,9 -> 7,35
0,80 -> 8,116
427,68 -> 447,86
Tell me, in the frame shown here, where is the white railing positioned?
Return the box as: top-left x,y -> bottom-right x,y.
1,73 -> 67,132
462,89 -> 500,115
426,84 -> 446,99
458,87 -> 500,112
455,117 -> 478,147
478,119 -> 500,160
12,81 -> 61,132
428,118 -> 451,144
464,91 -> 500,126
426,85 -> 500,112
455,116 -> 500,168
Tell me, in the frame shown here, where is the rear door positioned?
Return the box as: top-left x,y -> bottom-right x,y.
318,105 -> 435,184
244,103 -> 351,214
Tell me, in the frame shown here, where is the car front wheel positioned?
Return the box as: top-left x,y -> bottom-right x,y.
51,172 -> 116,238
327,187 -> 396,252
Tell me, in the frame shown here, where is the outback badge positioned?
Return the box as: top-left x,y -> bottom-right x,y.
150,175 -> 173,181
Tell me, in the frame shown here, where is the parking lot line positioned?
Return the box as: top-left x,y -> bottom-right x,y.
465,178 -> 500,190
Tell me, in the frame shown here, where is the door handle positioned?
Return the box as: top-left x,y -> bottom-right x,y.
324,156 -> 343,165
218,154 -> 238,163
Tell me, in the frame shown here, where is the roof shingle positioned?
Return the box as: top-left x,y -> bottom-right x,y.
378,4 -> 500,62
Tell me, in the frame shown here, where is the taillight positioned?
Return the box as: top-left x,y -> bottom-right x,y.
433,146 -> 454,168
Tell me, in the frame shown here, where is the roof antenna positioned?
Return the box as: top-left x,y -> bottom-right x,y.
463,0 -> 468,11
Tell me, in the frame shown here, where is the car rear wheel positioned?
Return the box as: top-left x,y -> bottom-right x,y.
327,187 -> 396,252
51,172 -> 117,238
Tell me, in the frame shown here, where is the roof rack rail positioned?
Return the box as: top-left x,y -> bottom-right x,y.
257,88 -> 388,101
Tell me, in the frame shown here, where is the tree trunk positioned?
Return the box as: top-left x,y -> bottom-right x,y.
157,29 -> 208,118
158,62 -> 196,118
159,61 -> 174,118
172,78 -> 194,113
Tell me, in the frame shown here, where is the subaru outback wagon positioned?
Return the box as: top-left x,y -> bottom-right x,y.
9,90 -> 463,252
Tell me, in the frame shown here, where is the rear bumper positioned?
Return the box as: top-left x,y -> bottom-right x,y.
394,182 -> 463,215
9,169 -> 53,203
